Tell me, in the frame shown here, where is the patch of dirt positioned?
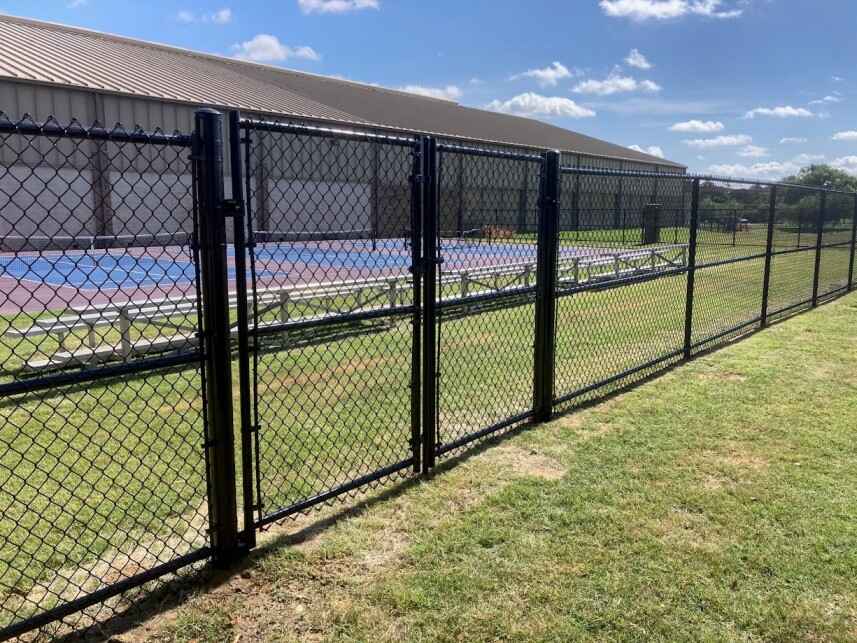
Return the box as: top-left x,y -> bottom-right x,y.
489,445 -> 566,481
696,371 -> 748,383
653,507 -> 724,553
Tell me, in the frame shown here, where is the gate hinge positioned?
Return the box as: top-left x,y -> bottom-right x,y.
218,199 -> 243,217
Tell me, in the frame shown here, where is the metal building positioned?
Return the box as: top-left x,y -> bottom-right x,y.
0,14 -> 683,244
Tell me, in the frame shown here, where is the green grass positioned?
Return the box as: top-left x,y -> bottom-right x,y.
0,241 -> 853,632
142,291 -> 857,642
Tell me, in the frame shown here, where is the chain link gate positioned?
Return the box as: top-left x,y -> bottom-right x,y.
0,114 -> 214,639
233,115 -> 423,529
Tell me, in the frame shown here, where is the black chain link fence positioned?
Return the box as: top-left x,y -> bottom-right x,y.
0,114 -> 211,640
1,110 -> 855,639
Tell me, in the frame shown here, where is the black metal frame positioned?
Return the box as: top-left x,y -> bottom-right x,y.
4,110 -> 857,639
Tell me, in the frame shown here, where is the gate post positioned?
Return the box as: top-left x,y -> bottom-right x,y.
533,150 -> 560,422
421,136 -> 439,472
683,178 -> 700,359
760,185 -> 777,328
194,108 -> 240,564
227,111 -> 257,549
812,191 -> 826,307
848,194 -> 857,291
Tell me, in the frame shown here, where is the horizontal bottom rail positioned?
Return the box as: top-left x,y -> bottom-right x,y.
554,348 -> 685,407
252,305 -> 415,338
0,548 -> 212,641
691,316 -> 763,352
0,351 -> 202,399
435,410 -> 536,458
255,457 -> 416,529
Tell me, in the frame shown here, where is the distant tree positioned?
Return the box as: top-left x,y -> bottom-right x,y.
782,164 -> 857,193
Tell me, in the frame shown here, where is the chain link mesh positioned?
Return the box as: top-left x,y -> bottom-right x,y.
240,120 -> 420,527
2,110 -> 856,638
0,114 -> 210,639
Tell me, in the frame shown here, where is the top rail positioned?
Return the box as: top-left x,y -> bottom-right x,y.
0,113 -> 193,147
436,142 -> 544,163
560,164 -> 857,196
240,117 -> 418,147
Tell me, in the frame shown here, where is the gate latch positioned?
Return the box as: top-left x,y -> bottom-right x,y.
218,199 -> 243,217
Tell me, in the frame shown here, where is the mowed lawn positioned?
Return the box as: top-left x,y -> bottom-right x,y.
0,239 -> 852,635
128,292 -> 857,642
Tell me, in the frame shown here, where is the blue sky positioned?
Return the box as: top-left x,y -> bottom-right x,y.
4,0 -> 857,177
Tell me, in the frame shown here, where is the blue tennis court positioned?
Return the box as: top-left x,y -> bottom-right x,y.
0,253 -> 197,289
0,237 -> 546,290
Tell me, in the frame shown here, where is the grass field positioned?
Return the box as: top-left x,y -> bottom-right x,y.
0,236 -> 853,634
136,289 -> 857,642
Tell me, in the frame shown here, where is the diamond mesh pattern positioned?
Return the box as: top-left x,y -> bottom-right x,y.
0,115 -> 209,638
241,122 -> 419,524
3,111 -> 857,638
432,149 -> 542,454
553,168 -> 689,407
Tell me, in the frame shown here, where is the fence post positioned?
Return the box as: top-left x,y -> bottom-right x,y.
194,108 -> 240,565
533,150 -> 561,422
811,191 -> 826,307
421,136 -> 439,472
760,185 -> 777,328
848,194 -> 857,291
683,178 -> 700,359
227,110 -> 256,550
409,142 -> 423,474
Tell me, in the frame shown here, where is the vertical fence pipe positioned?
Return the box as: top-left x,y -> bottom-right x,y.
848,194 -> 857,291
533,151 -> 561,421
409,142 -> 423,474
760,185 -> 777,328
227,111 -> 256,549
421,136 -> 439,472
194,109 -> 240,564
683,178 -> 700,359
812,192 -> 826,307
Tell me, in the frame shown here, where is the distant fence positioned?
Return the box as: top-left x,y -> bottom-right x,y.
1,110 -> 855,639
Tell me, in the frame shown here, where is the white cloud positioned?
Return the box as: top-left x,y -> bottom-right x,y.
669,119 -> 724,133
809,95 -> 842,105
469,78 -> 484,85
232,35 -> 320,62
792,153 -> 825,163
625,49 -> 653,70
684,134 -> 752,149
708,161 -> 800,180
510,62 -> 575,88
832,131 -> 857,141
399,85 -> 462,101
738,145 -> 769,158
298,0 -> 379,14
211,8 -> 232,23
573,71 -> 661,96
628,144 -> 665,158
177,7 -> 233,24
832,76 -> 845,82
744,106 -> 814,119
831,156 -> 857,176
780,137 -> 807,144
599,0 -> 743,21
67,0 -> 87,7
486,93 -> 596,119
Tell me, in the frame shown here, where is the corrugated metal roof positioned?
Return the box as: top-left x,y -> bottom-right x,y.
0,14 -> 684,168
